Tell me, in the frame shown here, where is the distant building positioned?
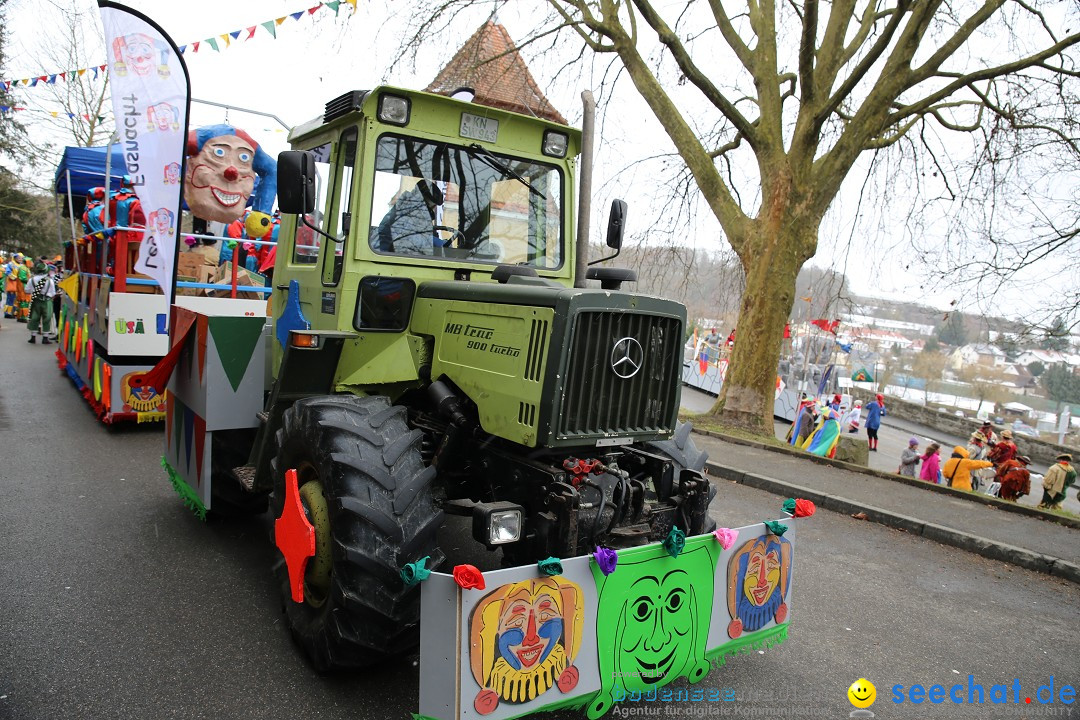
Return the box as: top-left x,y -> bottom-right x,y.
840,313 -> 935,337
426,20 -> 567,124
950,343 -> 1006,371
1015,349 -> 1080,369
844,327 -> 914,351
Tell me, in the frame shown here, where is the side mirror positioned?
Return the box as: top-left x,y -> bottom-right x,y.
277,150 -> 316,215
605,199 -> 627,250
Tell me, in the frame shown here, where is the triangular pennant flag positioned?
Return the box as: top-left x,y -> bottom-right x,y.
30,78 -> 38,87
205,37 -> 219,51
58,273 -> 79,302
326,0 -> 340,13
261,20 -> 277,38
172,396 -> 183,458
275,17 -> 287,25
91,67 -> 98,80
183,403 -> 194,471
50,111 -> 58,118
308,5 -> 320,14
178,45 -> 186,54
59,72 -> 66,80
197,315 -> 208,383
208,317 -> 265,393
78,68 -> 86,77
220,33 -> 231,48
290,11 -> 304,20
229,30 -> 241,40
47,75 -> 56,84
192,41 -> 200,53
165,394 -> 174,450
99,64 -> 106,70
246,26 -> 256,39
345,0 -> 357,12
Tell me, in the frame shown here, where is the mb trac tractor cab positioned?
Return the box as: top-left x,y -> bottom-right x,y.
161,86 -> 715,670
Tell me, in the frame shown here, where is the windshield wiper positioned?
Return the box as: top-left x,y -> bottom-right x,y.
466,143 -> 546,199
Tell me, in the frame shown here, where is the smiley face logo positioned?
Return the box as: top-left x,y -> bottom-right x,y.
848,678 -> 876,708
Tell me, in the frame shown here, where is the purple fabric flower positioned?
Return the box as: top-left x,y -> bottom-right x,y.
593,546 -> 618,576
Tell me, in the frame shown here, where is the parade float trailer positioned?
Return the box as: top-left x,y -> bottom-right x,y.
93,5 -> 811,716
53,143 -> 268,423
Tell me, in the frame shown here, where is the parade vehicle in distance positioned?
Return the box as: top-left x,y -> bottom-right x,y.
52,145 -> 268,423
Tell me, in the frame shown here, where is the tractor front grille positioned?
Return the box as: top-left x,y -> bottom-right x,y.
555,311 -> 681,441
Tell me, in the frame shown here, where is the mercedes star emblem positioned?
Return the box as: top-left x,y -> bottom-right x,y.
610,337 -> 643,379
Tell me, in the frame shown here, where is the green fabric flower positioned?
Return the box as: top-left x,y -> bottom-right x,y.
663,526 -> 686,557
400,556 -> 432,586
537,557 -> 563,576
764,520 -> 789,536
782,498 -> 797,515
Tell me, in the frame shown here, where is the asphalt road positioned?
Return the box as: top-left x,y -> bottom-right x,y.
681,385 -> 1080,515
2,324 -> 1079,720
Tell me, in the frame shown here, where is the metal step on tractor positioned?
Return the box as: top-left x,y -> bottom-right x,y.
158,86 -> 716,671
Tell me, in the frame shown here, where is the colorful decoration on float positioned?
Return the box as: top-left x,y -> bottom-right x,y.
100,2 -> 189,308
121,370 -> 166,413
468,577 -> 584,713
184,124 -> 277,227
3,2 -> 356,94
725,532 -> 792,638
420,515 -> 807,720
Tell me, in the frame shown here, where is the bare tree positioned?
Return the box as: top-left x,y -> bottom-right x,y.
12,0 -> 112,188
911,350 -> 947,405
397,1 -> 1080,432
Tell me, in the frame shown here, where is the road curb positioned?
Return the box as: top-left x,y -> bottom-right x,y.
705,460 -> 1080,586
695,428 -> 1080,531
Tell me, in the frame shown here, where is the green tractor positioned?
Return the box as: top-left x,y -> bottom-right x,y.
164,86 -> 714,672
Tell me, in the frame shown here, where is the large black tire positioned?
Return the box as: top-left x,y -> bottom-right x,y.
645,420 -> 717,532
271,395 -> 444,671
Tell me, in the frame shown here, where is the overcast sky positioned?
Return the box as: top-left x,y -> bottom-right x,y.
5,0 -> 1069,324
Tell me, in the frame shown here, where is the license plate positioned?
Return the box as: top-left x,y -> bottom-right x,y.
460,112 -> 499,143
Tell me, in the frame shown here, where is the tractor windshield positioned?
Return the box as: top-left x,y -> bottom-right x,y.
369,134 -> 563,269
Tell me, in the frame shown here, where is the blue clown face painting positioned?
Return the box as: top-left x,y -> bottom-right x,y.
726,534 -> 792,638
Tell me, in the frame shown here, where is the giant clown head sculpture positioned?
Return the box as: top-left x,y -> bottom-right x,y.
184,124 -> 277,236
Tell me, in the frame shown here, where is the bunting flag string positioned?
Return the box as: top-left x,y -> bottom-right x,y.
3,1 -> 357,92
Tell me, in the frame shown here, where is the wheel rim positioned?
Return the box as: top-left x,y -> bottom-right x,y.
296,462 -> 332,608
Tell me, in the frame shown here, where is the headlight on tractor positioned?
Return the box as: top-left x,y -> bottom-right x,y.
378,94 -> 411,126
472,501 -> 523,545
542,130 -> 568,158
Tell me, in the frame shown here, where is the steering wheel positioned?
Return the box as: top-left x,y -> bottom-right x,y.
436,225 -> 467,248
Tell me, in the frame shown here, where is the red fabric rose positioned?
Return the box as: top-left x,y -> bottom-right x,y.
453,564 -> 486,590
727,619 -> 743,639
794,498 -> 816,517
775,602 -> 788,623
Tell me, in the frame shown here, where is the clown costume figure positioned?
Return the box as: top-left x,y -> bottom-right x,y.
24,260 -> 57,344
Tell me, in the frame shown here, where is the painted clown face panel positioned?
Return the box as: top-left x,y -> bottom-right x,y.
469,577 -> 583,714
184,134 -> 256,223
726,534 -> 792,638
117,34 -> 156,76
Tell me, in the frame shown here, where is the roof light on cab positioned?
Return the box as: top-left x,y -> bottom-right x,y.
377,94 -> 410,126
542,130 -> 568,158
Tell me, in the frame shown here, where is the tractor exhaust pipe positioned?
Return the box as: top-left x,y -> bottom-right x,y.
574,90 -> 595,288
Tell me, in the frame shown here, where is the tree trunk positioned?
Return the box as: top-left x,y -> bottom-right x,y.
709,221 -> 814,432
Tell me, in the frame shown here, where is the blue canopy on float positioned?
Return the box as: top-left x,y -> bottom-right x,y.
53,144 -> 128,196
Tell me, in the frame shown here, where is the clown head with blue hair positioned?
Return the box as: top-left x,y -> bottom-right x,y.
184,124 -> 277,237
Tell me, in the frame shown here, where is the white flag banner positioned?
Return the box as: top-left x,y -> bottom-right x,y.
99,1 -> 189,310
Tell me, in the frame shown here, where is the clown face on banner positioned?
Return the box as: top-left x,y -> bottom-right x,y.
111,32 -> 170,78
726,533 -> 792,638
184,124 -> 277,229
468,577 -> 584,715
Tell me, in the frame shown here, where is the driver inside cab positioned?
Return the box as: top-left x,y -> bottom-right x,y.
373,179 -> 442,255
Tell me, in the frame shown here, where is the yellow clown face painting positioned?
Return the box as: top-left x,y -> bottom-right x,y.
727,534 -> 792,638
469,577 -> 584,715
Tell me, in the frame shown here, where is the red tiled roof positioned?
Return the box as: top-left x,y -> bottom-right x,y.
426,21 -> 567,125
